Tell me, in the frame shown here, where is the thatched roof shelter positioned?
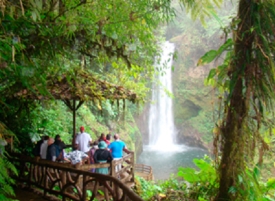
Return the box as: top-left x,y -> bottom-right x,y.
15,71 -> 137,101
13,71 -> 139,144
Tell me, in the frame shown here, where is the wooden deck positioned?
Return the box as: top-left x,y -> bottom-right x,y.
10,152 -> 143,201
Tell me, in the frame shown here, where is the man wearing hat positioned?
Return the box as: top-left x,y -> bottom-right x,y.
75,126 -> 92,154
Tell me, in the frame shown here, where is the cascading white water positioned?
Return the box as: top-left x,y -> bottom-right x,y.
148,41 -> 176,147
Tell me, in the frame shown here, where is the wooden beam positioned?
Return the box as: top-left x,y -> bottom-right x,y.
75,100 -> 84,111
63,99 -> 73,111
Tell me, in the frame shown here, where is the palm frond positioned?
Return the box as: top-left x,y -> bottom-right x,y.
179,0 -> 223,24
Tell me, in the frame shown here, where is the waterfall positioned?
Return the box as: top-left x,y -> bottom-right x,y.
148,41 -> 176,147
138,41 -> 207,179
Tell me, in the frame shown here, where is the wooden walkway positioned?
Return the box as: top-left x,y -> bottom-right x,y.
10,152 -> 143,201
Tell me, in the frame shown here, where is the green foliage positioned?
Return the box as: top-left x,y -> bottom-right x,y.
135,176 -> 162,200
177,156 -> 218,200
197,38 -> 233,66
106,61 -> 151,102
201,40 -> 233,95
179,0 -> 223,25
0,123 -> 18,201
86,190 -> 100,201
135,157 -> 217,201
30,102 -> 73,140
220,166 -> 275,201
135,161 -> 275,201
0,0 -> 177,96
0,155 -> 18,201
187,110 -> 215,143
29,101 -> 112,143
176,158 -> 275,201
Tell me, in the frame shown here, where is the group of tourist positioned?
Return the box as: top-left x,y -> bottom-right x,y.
33,126 -> 130,175
73,126 -> 130,174
34,134 -> 66,161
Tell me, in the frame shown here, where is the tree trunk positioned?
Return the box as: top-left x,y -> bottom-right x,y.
215,1 -> 254,200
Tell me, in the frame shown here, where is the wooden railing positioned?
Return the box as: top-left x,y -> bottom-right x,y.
134,164 -> 153,181
11,153 -> 143,201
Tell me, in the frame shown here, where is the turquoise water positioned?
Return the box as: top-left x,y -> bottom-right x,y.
137,144 -> 208,181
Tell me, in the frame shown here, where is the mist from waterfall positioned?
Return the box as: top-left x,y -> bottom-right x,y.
148,41 -> 176,148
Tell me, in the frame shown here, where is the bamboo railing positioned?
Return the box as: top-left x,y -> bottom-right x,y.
11,152 -> 143,201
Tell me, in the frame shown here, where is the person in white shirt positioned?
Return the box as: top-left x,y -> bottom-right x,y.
40,136 -> 49,159
75,126 -> 92,154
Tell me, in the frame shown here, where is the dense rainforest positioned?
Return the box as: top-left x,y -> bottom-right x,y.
1,0 -> 275,201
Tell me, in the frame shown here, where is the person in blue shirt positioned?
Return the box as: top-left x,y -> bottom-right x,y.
108,134 -> 130,172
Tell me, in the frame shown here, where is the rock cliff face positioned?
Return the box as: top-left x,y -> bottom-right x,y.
177,124 -> 210,149
134,103 -> 150,146
171,38 -> 215,150
166,13 -> 226,150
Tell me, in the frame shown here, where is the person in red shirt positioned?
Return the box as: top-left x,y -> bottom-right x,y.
98,133 -> 110,145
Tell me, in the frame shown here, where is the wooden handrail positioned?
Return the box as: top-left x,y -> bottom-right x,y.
11,152 -> 143,201
134,164 -> 152,173
134,164 -> 153,181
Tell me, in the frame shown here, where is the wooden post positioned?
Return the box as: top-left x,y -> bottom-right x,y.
131,152 -> 135,183
82,175 -> 87,201
111,160 -> 116,177
43,166 -> 47,197
60,171 -> 66,190
72,99 -> 76,148
111,160 -> 116,194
